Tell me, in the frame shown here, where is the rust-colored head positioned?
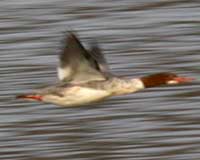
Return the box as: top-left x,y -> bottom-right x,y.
141,72 -> 194,88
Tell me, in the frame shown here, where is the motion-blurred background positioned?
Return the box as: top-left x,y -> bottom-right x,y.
0,0 -> 200,159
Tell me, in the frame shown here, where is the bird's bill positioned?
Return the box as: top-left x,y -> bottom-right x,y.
173,76 -> 195,83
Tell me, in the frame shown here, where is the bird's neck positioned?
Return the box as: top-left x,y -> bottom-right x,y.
140,74 -> 168,88
109,78 -> 145,96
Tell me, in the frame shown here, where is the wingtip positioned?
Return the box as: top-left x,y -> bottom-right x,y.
67,31 -> 79,40
61,31 -> 80,46
61,30 -> 78,41
63,29 -> 76,37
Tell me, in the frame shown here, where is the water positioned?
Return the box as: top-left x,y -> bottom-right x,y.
1,0 -> 200,159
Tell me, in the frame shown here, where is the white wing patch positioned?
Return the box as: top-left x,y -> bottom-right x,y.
57,67 -> 72,81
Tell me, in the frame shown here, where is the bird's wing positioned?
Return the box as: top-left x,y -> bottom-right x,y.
57,32 -> 111,83
89,41 -> 110,76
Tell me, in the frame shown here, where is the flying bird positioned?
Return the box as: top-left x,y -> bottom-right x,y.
16,32 -> 194,107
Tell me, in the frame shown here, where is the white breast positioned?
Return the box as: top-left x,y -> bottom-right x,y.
131,79 -> 145,89
44,86 -> 110,107
70,87 -> 109,102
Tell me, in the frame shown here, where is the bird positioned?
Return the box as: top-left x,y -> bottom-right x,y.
16,32 -> 194,107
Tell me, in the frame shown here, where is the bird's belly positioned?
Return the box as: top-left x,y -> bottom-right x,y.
47,86 -> 111,107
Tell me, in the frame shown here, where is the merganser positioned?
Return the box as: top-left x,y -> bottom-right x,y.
16,32 -> 194,107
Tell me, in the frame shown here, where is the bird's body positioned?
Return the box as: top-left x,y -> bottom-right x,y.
17,32 -> 193,107
23,77 -> 144,107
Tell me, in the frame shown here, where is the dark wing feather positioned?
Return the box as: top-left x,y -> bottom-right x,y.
58,32 -> 110,83
89,41 -> 110,76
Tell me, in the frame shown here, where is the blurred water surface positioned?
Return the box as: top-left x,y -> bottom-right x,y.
1,0 -> 200,159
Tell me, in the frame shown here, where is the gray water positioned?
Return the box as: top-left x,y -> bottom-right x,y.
1,0 -> 200,159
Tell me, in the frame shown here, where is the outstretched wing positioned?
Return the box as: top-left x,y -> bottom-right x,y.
89,41 -> 110,76
57,32 -> 110,83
